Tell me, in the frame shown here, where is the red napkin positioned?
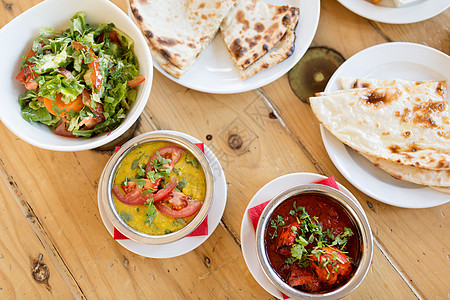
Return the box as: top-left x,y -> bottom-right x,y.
114,142 -> 208,240
247,176 -> 339,299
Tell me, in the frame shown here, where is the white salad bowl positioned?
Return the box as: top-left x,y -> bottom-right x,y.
0,0 -> 153,151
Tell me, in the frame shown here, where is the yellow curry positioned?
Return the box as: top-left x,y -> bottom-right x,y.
112,141 -> 206,235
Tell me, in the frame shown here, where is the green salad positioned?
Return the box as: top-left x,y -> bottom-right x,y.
16,11 -> 145,138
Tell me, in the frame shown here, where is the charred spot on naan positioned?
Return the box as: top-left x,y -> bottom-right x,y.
156,37 -> 180,47
361,88 -> 401,108
436,81 -> 446,96
131,7 -> 144,23
437,159 -> 450,169
255,22 -> 264,32
236,10 -> 250,30
412,102 -> 447,128
395,108 -> 412,123
144,30 -> 153,38
230,38 -> 247,60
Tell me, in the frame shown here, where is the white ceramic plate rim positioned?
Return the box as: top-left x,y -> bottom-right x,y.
337,0 -> 450,24
0,0 -> 153,151
133,0 -> 320,94
321,42 -> 450,208
98,130 -> 227,258
240,172 -> 364,299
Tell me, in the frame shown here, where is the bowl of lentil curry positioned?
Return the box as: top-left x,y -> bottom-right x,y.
99,131 -> 213,244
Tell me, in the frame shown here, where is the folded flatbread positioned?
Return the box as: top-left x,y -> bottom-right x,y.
429,186 -> 450,194
130,0 -> 235,78
239,26 -> 296,80
337,77 -> 450,188
220,0 -> 299,71
310,80 -> 450,170
363,154 -> 450,187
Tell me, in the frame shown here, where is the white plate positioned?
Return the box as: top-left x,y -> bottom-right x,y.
98,131 -> 227,258
337,0 -> 449,24
240,172 -> 363,299
132,0 -> 320,94
321,42 -> 450,208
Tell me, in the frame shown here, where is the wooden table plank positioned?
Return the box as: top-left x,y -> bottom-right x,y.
0,164 -> 73,299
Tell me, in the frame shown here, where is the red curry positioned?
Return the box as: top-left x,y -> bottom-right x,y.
264,193 -> 360,293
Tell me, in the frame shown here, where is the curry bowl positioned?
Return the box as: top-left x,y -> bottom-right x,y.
0,0 -> 152,151
98,131 -> 214,245
255,184 -> 373,299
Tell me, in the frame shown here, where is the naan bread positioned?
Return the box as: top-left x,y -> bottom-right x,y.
363,154 -> 450,187
339,77 -> 419,90
239,27 -> 296,80
429,186 -> 450,194
220,0 -> 299,70
310,81 -> 450,170
336,78 -> 450,188
130,0 -> 235,78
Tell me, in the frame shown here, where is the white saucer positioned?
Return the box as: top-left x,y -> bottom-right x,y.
240,172 -> 362,299
98,130 -> 227,258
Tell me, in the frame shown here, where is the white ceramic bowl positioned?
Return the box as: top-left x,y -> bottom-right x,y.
0,0 -> 153,151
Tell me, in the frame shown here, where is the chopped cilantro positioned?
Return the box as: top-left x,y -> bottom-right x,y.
129,178 -> 146,189
172,167 -> 180,175
144,199 -> 157,225
119,211 -> 132,223
142,189 -> 155,195
176,180 -> 187,191
185,154 -> 199,169
176,218 -> 186,225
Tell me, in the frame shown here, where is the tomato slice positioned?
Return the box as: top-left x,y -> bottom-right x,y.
154,191 -> 203,218
112,185 -> 146,205
41,93 -> 84,117
145,146 -> 185,174
72,41 -> 103,91
146,177 -> 177,202
109,30 -> 121,45
112,177 -> 177,206
54,118 -> 77,137
58,68 -> 76,81
128,74 -> 145,88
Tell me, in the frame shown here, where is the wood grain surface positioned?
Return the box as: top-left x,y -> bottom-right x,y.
0,0 -> 449,299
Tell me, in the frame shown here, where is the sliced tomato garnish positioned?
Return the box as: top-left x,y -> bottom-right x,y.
109,30 -> 121,45
78,89 -> 105,129
112,177 -> 177,206
154,192 -> 202,218
128,74 -> 145,88
16,62 -> 38,90
72,41 -> 103,91
58,68 -> 76,81
54,119 -> 77,137
146,177 -> 177,202
112,185 -> 146,205
145,146 -> 185,174
41,93 -> 84,117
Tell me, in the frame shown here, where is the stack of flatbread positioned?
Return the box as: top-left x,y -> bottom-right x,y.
129,0 -> 236,78
309,78 -> 450,193
220,0 -> 300,79
129,0 -> 300,79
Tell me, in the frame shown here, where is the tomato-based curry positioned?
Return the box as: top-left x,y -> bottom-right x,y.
264,193 -> 360,293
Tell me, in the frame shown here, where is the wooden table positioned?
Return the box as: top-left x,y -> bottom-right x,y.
0,0 -> 449,299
